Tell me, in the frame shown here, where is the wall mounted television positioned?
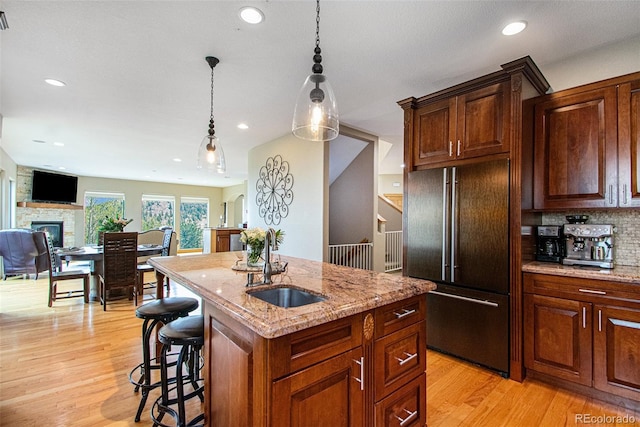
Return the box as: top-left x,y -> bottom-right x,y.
31,170 -> 78,204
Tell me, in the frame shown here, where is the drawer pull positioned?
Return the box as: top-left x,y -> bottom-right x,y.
393,308 -> 417,319
579,288 -> 606,295
395,408 -> 418,426
430,290 -> 499,307
352,357 -> 364,391
395,351 -> 418,366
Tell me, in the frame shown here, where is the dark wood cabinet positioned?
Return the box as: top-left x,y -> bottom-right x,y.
202,228 -> 242,253
410,83 -> 510,166
524,293 -> 592,386
532,72 -> 640,209
593,305 -> 640,401
617,79 -> 640,207
523,272 -> 640,404
204,295 -> 427,427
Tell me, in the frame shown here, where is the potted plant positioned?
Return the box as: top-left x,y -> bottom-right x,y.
240,227 -> 284,266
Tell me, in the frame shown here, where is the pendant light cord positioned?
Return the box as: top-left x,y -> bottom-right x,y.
315,0 -> 320,51
208,65 -> 215,137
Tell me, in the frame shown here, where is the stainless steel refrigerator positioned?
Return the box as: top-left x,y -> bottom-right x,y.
407,158 -> 510,375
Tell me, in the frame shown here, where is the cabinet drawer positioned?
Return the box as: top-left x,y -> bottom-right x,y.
375,373 -> 426,427
269,314 -> 364,379
374,321 -> 426,401
375,295 -> 425,338
523,273 -> 640,308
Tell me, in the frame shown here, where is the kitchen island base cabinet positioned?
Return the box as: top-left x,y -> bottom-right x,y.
204,295 -> 427,427
523,273 -> 640,406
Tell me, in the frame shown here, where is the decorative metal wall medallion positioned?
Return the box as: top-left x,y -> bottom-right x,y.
256,155 -> 294,225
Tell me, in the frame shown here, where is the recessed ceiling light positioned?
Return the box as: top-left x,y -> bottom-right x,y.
239,6 -> 264,24
502,21 -> 527,36
33,139 -> 46,144
173,158 -> 182,162
45,78 -> 66,87
53,142 -> 65,147
58,166 -> 66,170
237,123 -> 249,130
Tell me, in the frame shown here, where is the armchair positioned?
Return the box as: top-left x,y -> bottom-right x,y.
0,229 -> 49,279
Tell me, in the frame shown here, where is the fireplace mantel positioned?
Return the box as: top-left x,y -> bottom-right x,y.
17,202 -> 83,210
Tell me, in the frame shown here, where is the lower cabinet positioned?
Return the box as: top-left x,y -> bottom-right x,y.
524,273 -> 640,404
204,295 -> 427,426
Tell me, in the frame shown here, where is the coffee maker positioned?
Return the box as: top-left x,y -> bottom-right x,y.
536,225 -> 563,263
563,223 -> 615,269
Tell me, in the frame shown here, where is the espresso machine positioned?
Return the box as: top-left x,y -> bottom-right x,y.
562,223 -> 615,268
536,225 -> 563,263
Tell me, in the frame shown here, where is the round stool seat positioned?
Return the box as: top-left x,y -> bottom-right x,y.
135,297 -> 199,320
159,315 -> 204,347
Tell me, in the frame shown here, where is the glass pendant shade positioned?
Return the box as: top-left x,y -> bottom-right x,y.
292,73 -> 339,141
197,134 -> 226,174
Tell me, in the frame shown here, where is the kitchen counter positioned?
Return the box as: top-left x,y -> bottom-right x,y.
149,252 -> 436,338
523,261 -> 640,284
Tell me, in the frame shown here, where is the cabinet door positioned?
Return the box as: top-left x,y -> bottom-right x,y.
456,82 -> 510,160
375,373 -> 426,427
593,305 -> 640,401
617,80 -> 640,207
533,86 -> 618,209
271,348 -> 364,427
216,232 -> 231,252
524,294 -> 592,386
412,98 -> 457,166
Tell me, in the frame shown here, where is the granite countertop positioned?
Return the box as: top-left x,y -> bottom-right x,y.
523,261 -> 640,285
149,252 -> 436,339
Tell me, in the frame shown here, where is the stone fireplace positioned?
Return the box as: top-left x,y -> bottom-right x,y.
31,221 -> 64,247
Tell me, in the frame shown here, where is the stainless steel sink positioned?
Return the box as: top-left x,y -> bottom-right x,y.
247,286 -> 326,308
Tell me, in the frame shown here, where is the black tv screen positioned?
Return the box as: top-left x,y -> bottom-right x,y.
31,170 -> 78,204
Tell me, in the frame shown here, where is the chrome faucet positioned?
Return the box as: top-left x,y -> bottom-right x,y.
262,228 -> 279,284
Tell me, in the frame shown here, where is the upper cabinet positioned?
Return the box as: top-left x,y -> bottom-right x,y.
532,72 -> 640,209
410,82 -> 510,166
399,56 -> 550,170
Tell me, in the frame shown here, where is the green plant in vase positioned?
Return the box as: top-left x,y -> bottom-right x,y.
240,227 -> 284,266
96,216 -> 133,244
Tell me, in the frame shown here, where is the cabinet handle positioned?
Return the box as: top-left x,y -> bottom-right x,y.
395,351 -> 418,366
430,290 -> 499,307
395,408 -> 418,426
449,141 -> 453,157
623,184 -> 628,205
582,307 -> 586,329
579,288 -> 606,295
393,308 -> 416,319
352,357 -> 364,391
609,184 -> 614,205
598,309 -> 602,332
457,139 -> 461,156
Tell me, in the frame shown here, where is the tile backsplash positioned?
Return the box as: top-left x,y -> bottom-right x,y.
542,210 -> 640,267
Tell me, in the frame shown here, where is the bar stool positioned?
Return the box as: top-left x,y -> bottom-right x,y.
129,297 -> 200,422
151,315 -> 204,427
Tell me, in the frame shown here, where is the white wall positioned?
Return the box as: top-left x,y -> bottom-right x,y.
378,174 -> 403,196
248,133 -> 326,262
542,34 -> 640,92
0,147 -> 18,229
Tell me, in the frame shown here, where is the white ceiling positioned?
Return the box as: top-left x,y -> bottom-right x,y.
1,1 -> 639,188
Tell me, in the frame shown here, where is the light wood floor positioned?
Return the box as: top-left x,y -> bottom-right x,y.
1,275 -> 638,426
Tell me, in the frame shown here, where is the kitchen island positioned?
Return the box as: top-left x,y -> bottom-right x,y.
149,252 -> 436,426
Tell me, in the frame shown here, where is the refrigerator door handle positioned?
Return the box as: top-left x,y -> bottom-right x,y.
429,290 -> 499,307
441,168 -> 448,281
450,167 -> 457,282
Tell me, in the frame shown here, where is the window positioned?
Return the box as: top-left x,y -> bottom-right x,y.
180,197 -> 209,250
84,192 -> 125,245
141,194 -> 175,231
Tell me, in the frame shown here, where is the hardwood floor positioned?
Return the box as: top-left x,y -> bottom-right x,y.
1,274 -> 638,426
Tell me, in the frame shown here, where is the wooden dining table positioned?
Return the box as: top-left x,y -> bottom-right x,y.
56,244 -> 164,301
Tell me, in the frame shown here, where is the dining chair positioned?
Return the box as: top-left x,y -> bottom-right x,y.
42,232 -> 91,307
136,228 -> 173,304
99,232 -> 138,311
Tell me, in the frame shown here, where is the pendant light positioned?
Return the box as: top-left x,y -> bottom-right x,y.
197,56 -> 226,173
292,0 -> 339,142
